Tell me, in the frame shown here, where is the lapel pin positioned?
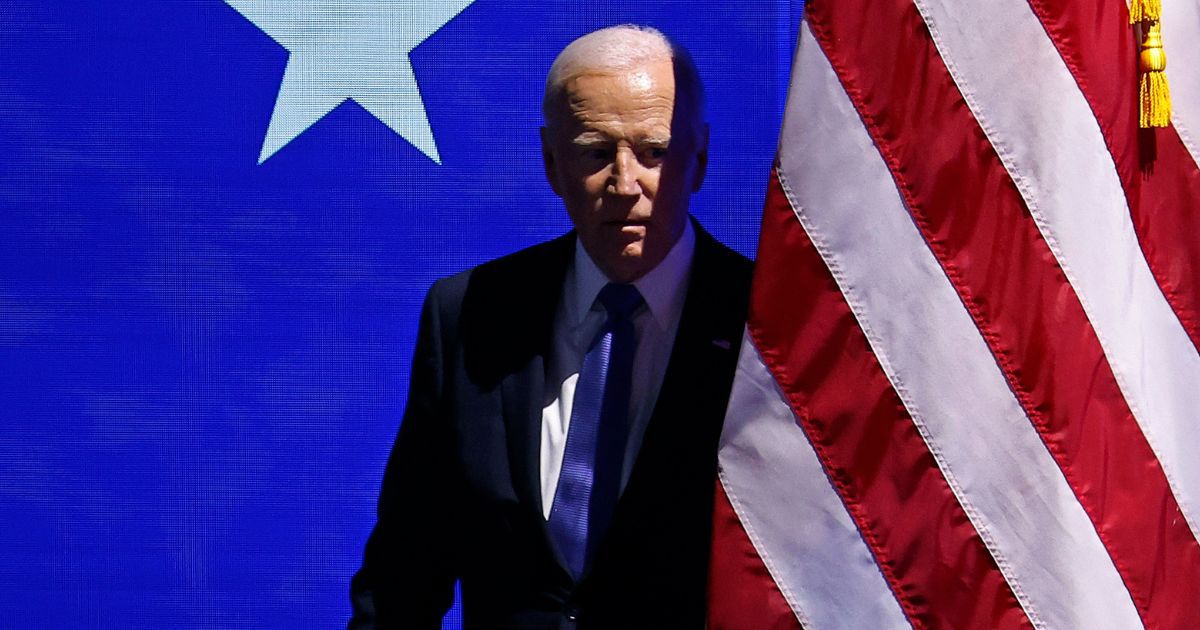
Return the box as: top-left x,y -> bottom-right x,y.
711,338 -> 732,350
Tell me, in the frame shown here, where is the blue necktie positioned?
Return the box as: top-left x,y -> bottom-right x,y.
548,283 -> 644,579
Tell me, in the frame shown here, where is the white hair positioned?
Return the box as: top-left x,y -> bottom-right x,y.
542,25 -> 704,129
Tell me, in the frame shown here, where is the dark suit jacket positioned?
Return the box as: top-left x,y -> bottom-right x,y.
350,221 -> 752,629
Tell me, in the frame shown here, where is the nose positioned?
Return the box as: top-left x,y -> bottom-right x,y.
609,147 -> 641,197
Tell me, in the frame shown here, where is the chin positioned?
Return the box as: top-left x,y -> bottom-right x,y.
619,241 -> 645,258
612,246 -> 656,282
581,231 -> 659,281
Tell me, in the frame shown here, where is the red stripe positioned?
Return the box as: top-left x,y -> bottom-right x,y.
1030,0 -> 1200,352
803,0 -> 1200,627
707,480 -> 802,630
749,171 -> 1030,629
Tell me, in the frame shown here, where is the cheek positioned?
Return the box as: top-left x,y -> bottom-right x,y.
641,170 -> 661,200
578,172 -> 609,201
655,158 -> 695,202
559,174 -> 607,222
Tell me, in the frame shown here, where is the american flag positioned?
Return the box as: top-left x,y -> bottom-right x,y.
708,0 -> 1200,628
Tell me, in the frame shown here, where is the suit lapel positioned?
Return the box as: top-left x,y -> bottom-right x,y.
474,235 -> 574,573
621,223 -> 747,496
501,356 -> 547,521
460,234 -> 574,559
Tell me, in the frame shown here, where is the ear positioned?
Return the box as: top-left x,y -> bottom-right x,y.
540,126 -> 563,198
692,122 -> 709,193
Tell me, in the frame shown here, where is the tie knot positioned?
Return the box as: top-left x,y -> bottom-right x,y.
597,283 -> 644,321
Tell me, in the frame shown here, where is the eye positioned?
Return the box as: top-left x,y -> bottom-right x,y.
577,146 -> 613,161
642,146 -> 669,163
588,148 -> 614,160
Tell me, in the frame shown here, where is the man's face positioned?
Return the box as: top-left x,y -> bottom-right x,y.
542,59 -> 707,284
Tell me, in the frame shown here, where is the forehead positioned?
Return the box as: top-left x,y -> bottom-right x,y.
558,60 -> 677,129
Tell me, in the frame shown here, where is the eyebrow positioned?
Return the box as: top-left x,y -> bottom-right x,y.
570,135 -> 671,147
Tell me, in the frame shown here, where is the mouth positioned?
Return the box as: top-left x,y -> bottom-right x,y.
605,221 -> 649,237
603,218 -> 650,228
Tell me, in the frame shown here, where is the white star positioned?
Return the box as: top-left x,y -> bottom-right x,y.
226,0 -> 475,164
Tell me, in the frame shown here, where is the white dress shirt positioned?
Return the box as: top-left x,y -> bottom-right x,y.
539,221 -> 696,519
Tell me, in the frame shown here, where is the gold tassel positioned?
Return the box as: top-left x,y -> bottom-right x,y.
1141,67 -> 1172,128
1129,0 -> 1161,23
1136,22 -> 1172,128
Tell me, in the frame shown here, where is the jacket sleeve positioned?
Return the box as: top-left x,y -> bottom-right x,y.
349,279 -> 462,629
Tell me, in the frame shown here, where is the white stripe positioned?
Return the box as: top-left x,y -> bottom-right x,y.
1162,0 -> 1200,170
720,332 -> 909,630
914,0 -> 1200,542
774,20 -> 1142,629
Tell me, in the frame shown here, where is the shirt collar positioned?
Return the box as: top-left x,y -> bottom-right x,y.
569,220 -> 696,330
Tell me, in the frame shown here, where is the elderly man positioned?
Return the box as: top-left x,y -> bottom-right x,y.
350,25 -> 752,629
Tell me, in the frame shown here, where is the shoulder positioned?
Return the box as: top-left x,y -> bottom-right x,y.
691,220 -> 754,292
425,232 -> 574,316
677,220 -> 755,345
421,233 -> 573,385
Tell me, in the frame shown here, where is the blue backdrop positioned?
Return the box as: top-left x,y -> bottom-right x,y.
0,1 -> 799,627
